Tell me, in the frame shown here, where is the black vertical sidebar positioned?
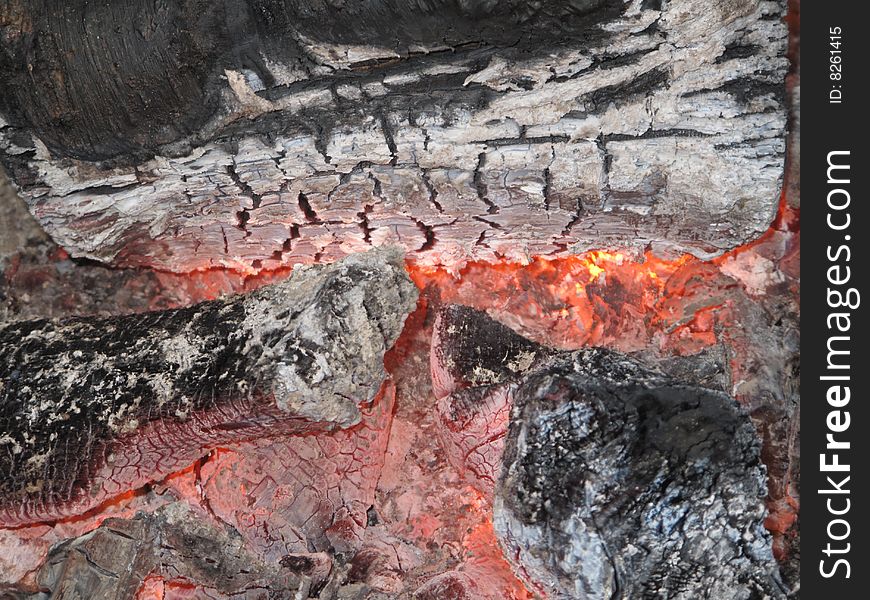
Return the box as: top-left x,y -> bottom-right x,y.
802,0 -> 867,596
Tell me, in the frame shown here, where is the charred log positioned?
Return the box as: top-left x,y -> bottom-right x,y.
0,248 -> 417,527
496,350 -> 785,599
431,305 -> 785,598
30,502 -> 333,599
0,0 -> 787,271
431,304 -> 555,399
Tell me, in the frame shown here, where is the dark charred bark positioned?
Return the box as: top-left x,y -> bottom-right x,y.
430,304 -> 555,399
0,0 -> 788,271
430,305 -> 785,599
0,0 -> 615,162
0,248 -> 417,527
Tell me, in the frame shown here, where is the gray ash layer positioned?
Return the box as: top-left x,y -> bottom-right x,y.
430,305 -> 784,599
0,247 -> 417,527
495,347 -> 786,599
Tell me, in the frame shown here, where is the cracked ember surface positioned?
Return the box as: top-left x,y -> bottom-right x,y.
196,383 -> 398,561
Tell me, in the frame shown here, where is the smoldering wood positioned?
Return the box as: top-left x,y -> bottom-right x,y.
0,248 -> 417,528
27,499 -> 472,600
0,0 -> 788,272
430,304 -> 560,497
430,304 -> 785,599
496,351 -> 785,599
29,502 -> 335,599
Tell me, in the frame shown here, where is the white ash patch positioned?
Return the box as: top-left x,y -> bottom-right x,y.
720,251 -> 786,296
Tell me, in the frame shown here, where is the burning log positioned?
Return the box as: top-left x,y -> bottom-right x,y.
0,248 -> 417,527
0,0 -> 787,272
432,305 -> 785,598
431,303 -> 555,399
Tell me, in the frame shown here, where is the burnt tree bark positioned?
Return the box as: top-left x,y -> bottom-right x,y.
0,248 -> 417,527
0,0 -> 788,272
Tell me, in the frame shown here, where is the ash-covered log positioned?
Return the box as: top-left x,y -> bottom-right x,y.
496,351 -> 785,599
0,248 -> 417,527
431,305 -> 785,598
0,0 -> 787,271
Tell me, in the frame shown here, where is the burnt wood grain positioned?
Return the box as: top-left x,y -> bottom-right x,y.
0,0 -> 788,271
0,248 -> 416,527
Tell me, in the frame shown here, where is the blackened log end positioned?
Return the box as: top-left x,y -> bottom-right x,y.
0,0 -> 614,163
431,304 -> 554,399
494,349 -> 785,599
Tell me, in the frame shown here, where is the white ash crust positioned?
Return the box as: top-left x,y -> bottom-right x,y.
0,0 -> 788,273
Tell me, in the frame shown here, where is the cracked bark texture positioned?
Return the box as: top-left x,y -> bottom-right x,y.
0,248 -> 417,527
0,0 -> 787,272
27,502 -> 335,599
430,305 -> 785,599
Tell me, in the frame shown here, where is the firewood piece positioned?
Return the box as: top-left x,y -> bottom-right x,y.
33,502 -> 332,599
430,304 -> 555,400
0,0 -> 788,271
0,248 -> 417,527
430,305 -> 784,598
496,350 -> 785,599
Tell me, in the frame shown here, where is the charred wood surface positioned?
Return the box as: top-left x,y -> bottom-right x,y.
30,502 -> 334,599
496,350 -> 785,599
431,304 -> 785,599
0,0 -> 787,271
0,248 -> 417,527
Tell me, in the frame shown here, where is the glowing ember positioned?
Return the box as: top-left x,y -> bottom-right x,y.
409,250 -> 723,353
